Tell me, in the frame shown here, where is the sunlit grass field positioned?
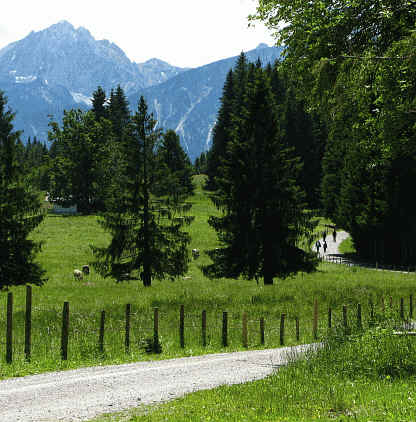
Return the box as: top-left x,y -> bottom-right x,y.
0,175 -> 415,387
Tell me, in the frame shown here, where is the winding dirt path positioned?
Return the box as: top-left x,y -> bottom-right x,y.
0,345 -> 314,422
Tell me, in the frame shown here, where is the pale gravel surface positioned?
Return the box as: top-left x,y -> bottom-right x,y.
320,230 -> 349,257
0,344 -> 315,421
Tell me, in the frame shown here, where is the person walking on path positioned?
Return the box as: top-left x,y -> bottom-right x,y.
323,231 -> 327,242
332,228 -> 337,242
315,240 -> 321,255
323,240 -> 327,254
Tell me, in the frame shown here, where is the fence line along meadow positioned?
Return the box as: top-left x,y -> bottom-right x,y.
2,286 -> 416,365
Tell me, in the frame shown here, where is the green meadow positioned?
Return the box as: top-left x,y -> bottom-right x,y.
92,320 -> 416,422
1,176 -> 416,420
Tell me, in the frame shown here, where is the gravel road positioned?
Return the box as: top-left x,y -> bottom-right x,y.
324,230 -> 349,256
0,344 -> 314,422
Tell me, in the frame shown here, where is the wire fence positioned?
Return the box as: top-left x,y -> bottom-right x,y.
1,287 -> 415,365
324,253 -> 416,273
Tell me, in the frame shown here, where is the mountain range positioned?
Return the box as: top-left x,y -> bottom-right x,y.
0,21 -> 283,160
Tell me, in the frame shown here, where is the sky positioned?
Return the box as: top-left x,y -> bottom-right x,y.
0,0 -> 276,68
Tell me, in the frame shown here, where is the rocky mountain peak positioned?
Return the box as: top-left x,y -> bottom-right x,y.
256,43 -> 269,49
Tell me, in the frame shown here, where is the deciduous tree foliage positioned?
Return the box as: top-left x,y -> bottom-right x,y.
254,0 -> 416,265
48,109 -> 113,213
93,97 -> 194,286
0,91 -> 46,289
204,66 -> 318,284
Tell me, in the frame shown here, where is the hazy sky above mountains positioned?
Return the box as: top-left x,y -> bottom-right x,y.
0,0 -> 275,68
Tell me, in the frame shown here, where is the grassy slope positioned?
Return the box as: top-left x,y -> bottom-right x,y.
1,176 -> 416,422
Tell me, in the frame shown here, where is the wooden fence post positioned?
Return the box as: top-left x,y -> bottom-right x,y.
61,301 -> 70,361
222,311 -> 228,347
202,310 -> 207,347
280,314 -> 286,346
295,317 -> 300,342
6,292 -> 13,364
328,307 -> 332,329
25,285 -> 32,362
343,305 -> 348,333
179,305 -> 185,348
125,304 -> 131,353
400,298 -> 404,320
99,310 -> 105,353
357,303 -> 362,329
242,312 -> 248,348
260,317 -> 265,345
153,307 -> 159,353
369,298 -> 374,321
313,299 -> 318,340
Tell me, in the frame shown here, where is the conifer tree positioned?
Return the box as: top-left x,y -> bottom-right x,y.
0,91 -> 46,289
194,151 -> 208,174
205,70 -> 235,190
157,130 -> 194,197
93,96 -> 194,287
108,85 -> 130,141
91,86 -> 108,121
204,69 -> 317,284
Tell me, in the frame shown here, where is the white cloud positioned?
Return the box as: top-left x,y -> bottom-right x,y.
0,0 -> 275,67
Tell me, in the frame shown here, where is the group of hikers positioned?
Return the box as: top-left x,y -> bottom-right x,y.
315,227 -> 337,255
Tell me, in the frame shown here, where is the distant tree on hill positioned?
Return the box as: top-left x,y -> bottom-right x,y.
203,66 -> 318,285
108,85 -> 130,142
48,109 -> 113,213
91,86 -> 108,121
0,91 -> 46,289
156,129 -> 194,197
194,151 -> 208,174
93,96 -> 194,287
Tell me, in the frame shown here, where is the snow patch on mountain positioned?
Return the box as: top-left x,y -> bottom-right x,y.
71,92 -> 92,106
175,86 -> 213,134
15,75 -> 37,84
206,123 -> 215,149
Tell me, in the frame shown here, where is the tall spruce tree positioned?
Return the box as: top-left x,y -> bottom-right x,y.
206,70 -> 235,190
92,96 -> 194,287
91,86 -> 108,121
0,91 -> 46,289
108,85 -> 130,142
204,68 -> 318,285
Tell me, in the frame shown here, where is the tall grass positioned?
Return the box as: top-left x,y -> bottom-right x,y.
93,313 -> 416,422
